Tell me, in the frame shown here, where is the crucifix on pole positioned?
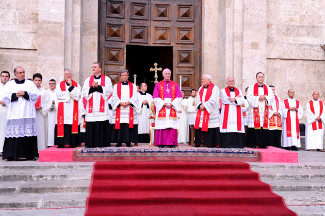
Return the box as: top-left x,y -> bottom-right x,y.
150,62 -> 162,84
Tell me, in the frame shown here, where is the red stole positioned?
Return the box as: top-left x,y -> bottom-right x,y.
82,97 -> 87,129
253,83 -> 269,129
115,82 -> 134,129
35,96 -> 41,109
194,83 -> 215,132
222,87 -> 242,131
284,99 -> 300,139
57,81 -> 79,137
157,81 -> 177,120
309,100 -> 323,131
269,95 -> 282,129
88,74 -> 105,113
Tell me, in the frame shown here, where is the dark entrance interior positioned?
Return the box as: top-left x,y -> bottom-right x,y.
126,45 -> 173,94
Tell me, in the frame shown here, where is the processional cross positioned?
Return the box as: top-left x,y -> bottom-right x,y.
150,62 -> 162,84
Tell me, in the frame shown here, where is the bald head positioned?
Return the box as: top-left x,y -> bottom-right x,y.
313,91 -> 320,101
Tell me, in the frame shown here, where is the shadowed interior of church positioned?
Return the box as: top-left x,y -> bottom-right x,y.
126,45 -> 173,94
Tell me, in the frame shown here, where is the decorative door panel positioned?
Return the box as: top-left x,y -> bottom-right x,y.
99,0 -> 201,92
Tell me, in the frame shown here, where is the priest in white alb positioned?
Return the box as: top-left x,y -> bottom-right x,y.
194,74 -> 221,148
220,77 -> 245,148
153,68 -> 182,148
268,85 -> 283,148
56,70 -> 82,148
186,89 -> 197,146
2,67 -> 39,161
246,72 -> 274,148
305,91 -> 325,151
137,82 -> 152,143
47,79 -> 57,147
281,89 -> 303,151
111,69 -> 138,147
0,71 -> 10,153
33,73 -> 51,151
82,62 -> 112,147
178,90 -> 189,144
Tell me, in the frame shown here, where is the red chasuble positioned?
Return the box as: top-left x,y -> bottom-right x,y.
269,95 -> 282,129
222,87 -> 242,131
309,100 -> 323,130
157,81 -> 177,120
57,81 -> 79,137
88,74 -> 105,113
115,82 -> 134,129
284,99 -> 300,139
194,83 -> 215,132
253,83 -> 269,129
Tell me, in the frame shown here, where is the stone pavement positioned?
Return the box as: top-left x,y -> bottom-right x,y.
0,150 -> 324,216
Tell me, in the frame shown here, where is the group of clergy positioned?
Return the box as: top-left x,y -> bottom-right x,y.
0,66 -> 324,161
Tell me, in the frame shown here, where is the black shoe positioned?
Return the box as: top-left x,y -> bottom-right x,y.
57,145 -> 64,148
159,145 -> 165,148
290,146 -> 298,151
126,143 -> 132,147
116,143 -> 122,147
194,144 -> 200,148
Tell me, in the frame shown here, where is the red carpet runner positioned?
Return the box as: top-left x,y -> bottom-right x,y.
85,161 -> 297,216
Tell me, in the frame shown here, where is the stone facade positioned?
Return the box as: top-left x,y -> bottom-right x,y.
0,0 -> 324,118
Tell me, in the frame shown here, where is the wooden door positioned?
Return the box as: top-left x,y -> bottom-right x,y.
99,0 -> 202,91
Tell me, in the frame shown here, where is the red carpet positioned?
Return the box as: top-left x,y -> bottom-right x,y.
85,161 -> 297,216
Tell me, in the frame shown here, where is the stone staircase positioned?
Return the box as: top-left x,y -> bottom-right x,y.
0,162 -> 93,213
251,163 -> 325,216
0,161 -> 324,215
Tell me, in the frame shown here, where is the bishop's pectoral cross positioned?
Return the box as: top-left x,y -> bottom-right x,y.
166,85 -> 170,94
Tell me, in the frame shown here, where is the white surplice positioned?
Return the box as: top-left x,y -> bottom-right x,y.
0,83 -> 8,152
305,100 -> 325,150
137,92 -> 152,134
154,97 -> 182,130
82,75 -> 113,122
2,79 -> 39,138
47,89 -> 57,147
219,88 -> 245,133
246,84 -> 274,128
178,98 -> 189,143
281,98 -> 303,148
56,81 -> 82,125
195,85 -> 220,129
111,83 -> 139,124
186,96 -> 197,126
36,87 -> 51,151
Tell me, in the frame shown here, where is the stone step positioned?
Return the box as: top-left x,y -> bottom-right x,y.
0,208 -> 85,216
0,170 -> 92,181
0,192 -> 88,209
250,163 -> 325,170
288,205 -> 325,216
0,180 -> 90,194
275,191 -> 325,206
262,179 -> 325,192
0,162 -> 94,171
252,169 -> 325,180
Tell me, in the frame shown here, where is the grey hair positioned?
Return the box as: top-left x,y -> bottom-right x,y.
120,69 -> 130,76
226,77 -> 235,82
162,68 -> 171,75
64,69 -> 72,75
202,74 -> 212,81
14,66 -> 24,74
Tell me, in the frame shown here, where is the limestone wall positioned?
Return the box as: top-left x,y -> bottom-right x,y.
266,0 -> 325,109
